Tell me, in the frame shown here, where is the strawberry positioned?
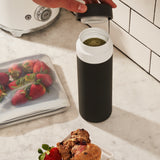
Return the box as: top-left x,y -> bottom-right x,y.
38,144 -> 61,160
8,77 -> 26,90
36,74 -> 53,87
22,59 -> 37,73
8,64 -> 22,80
0,85 -> 6,102
33,60 -> 50,74
11,89 -> 28,105
8,80 -> 20,90
28,83 -> 46,100
8,73 -> 35,90
0,72 -> 9,86
44,148 -> 61,160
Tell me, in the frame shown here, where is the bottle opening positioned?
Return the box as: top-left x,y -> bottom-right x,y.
79,28 -> 109,46
83,38 -> 106,47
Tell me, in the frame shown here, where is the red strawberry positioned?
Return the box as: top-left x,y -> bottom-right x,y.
8,64 -> 22,80
36,74 -> 53,87
8,73 -> 35,90
11,89 -> 28,105
22,59 -> 37,73
8,80 -> 19,90
0,85 -> 6,102
33,60 -> 50,74
28,83 -> 46,100
44,147 -> 61,160
0,72 -> 9,86
8,77 -> 25,90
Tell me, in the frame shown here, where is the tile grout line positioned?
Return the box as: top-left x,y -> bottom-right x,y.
149,50 -> 153,74
111,20 -> 160,58
153,0 -> 157,23
128,8 -> 132,33
114,45 -> 160,83
119,0 -> 160,29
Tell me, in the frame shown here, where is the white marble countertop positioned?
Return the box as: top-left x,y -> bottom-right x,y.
0,9 -> 160,160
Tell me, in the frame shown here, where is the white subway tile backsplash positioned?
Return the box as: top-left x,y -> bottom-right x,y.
150,52 -> 160,81
88,0 -> 160,82
90,0 -> 130,32
110,21 -> 151,71
155,0 -> 160,27
121,0 -> 155,22
130,11 -> 160,56
112,0 -> 130,31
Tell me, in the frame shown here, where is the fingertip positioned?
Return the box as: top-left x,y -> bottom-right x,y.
112,3 -> 117,8
77,4 -> 87,13
32,0 -> 38,3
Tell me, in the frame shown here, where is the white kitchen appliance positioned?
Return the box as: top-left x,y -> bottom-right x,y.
0,0 -> 60,37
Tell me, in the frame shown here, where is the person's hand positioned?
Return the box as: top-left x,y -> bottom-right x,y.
33,0 -> 116,13
33,0 -> 87,13
84,0 -> 117,8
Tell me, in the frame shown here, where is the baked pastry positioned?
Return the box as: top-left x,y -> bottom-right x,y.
71,129 -> 90,144
38,129 -> 102,160
71,144 -> 101,160
57,129 -> 101,160
57,129 -> 91,160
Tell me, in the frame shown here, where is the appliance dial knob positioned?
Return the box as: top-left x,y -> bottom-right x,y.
35,6 -> 52,21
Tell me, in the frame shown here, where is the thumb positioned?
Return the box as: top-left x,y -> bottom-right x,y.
61,0 -> 87,13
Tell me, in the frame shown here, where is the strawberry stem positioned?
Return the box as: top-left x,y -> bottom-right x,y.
39,153 -> 46,160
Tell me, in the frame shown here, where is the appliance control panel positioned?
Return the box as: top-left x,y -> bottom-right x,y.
35,6 -> 52,21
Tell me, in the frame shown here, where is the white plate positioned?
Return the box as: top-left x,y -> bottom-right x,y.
0,54 -> 70,128
101,148 -> 114,160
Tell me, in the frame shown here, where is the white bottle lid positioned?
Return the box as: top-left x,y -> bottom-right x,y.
76,27 -> 113,64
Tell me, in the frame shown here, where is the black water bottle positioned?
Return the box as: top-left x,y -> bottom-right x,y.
76,27 -> 113,122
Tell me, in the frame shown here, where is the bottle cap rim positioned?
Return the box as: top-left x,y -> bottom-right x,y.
76,3 -> 113,21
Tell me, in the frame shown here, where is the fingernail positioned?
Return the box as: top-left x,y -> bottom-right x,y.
113,3 -> 117,8
78,4 -> 87,12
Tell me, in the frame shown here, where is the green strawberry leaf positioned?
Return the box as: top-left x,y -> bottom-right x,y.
35,79 -> 41,85
46,87 -> 49,93
20,91 -> 25,94
16,79 -> 20,85
38,144 -> 55,160
42,144 -> 50,150
25,85 -> 31,97
25,62 -> 29,66
11,86 -> 18,89
5,71 -> 9,75
39,153 -> 46,160
0,96 -> 4,102
40,67 -> 43,73
38,148 -> 43,154
44,69 -> 48,73
0,85 -> 3,90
